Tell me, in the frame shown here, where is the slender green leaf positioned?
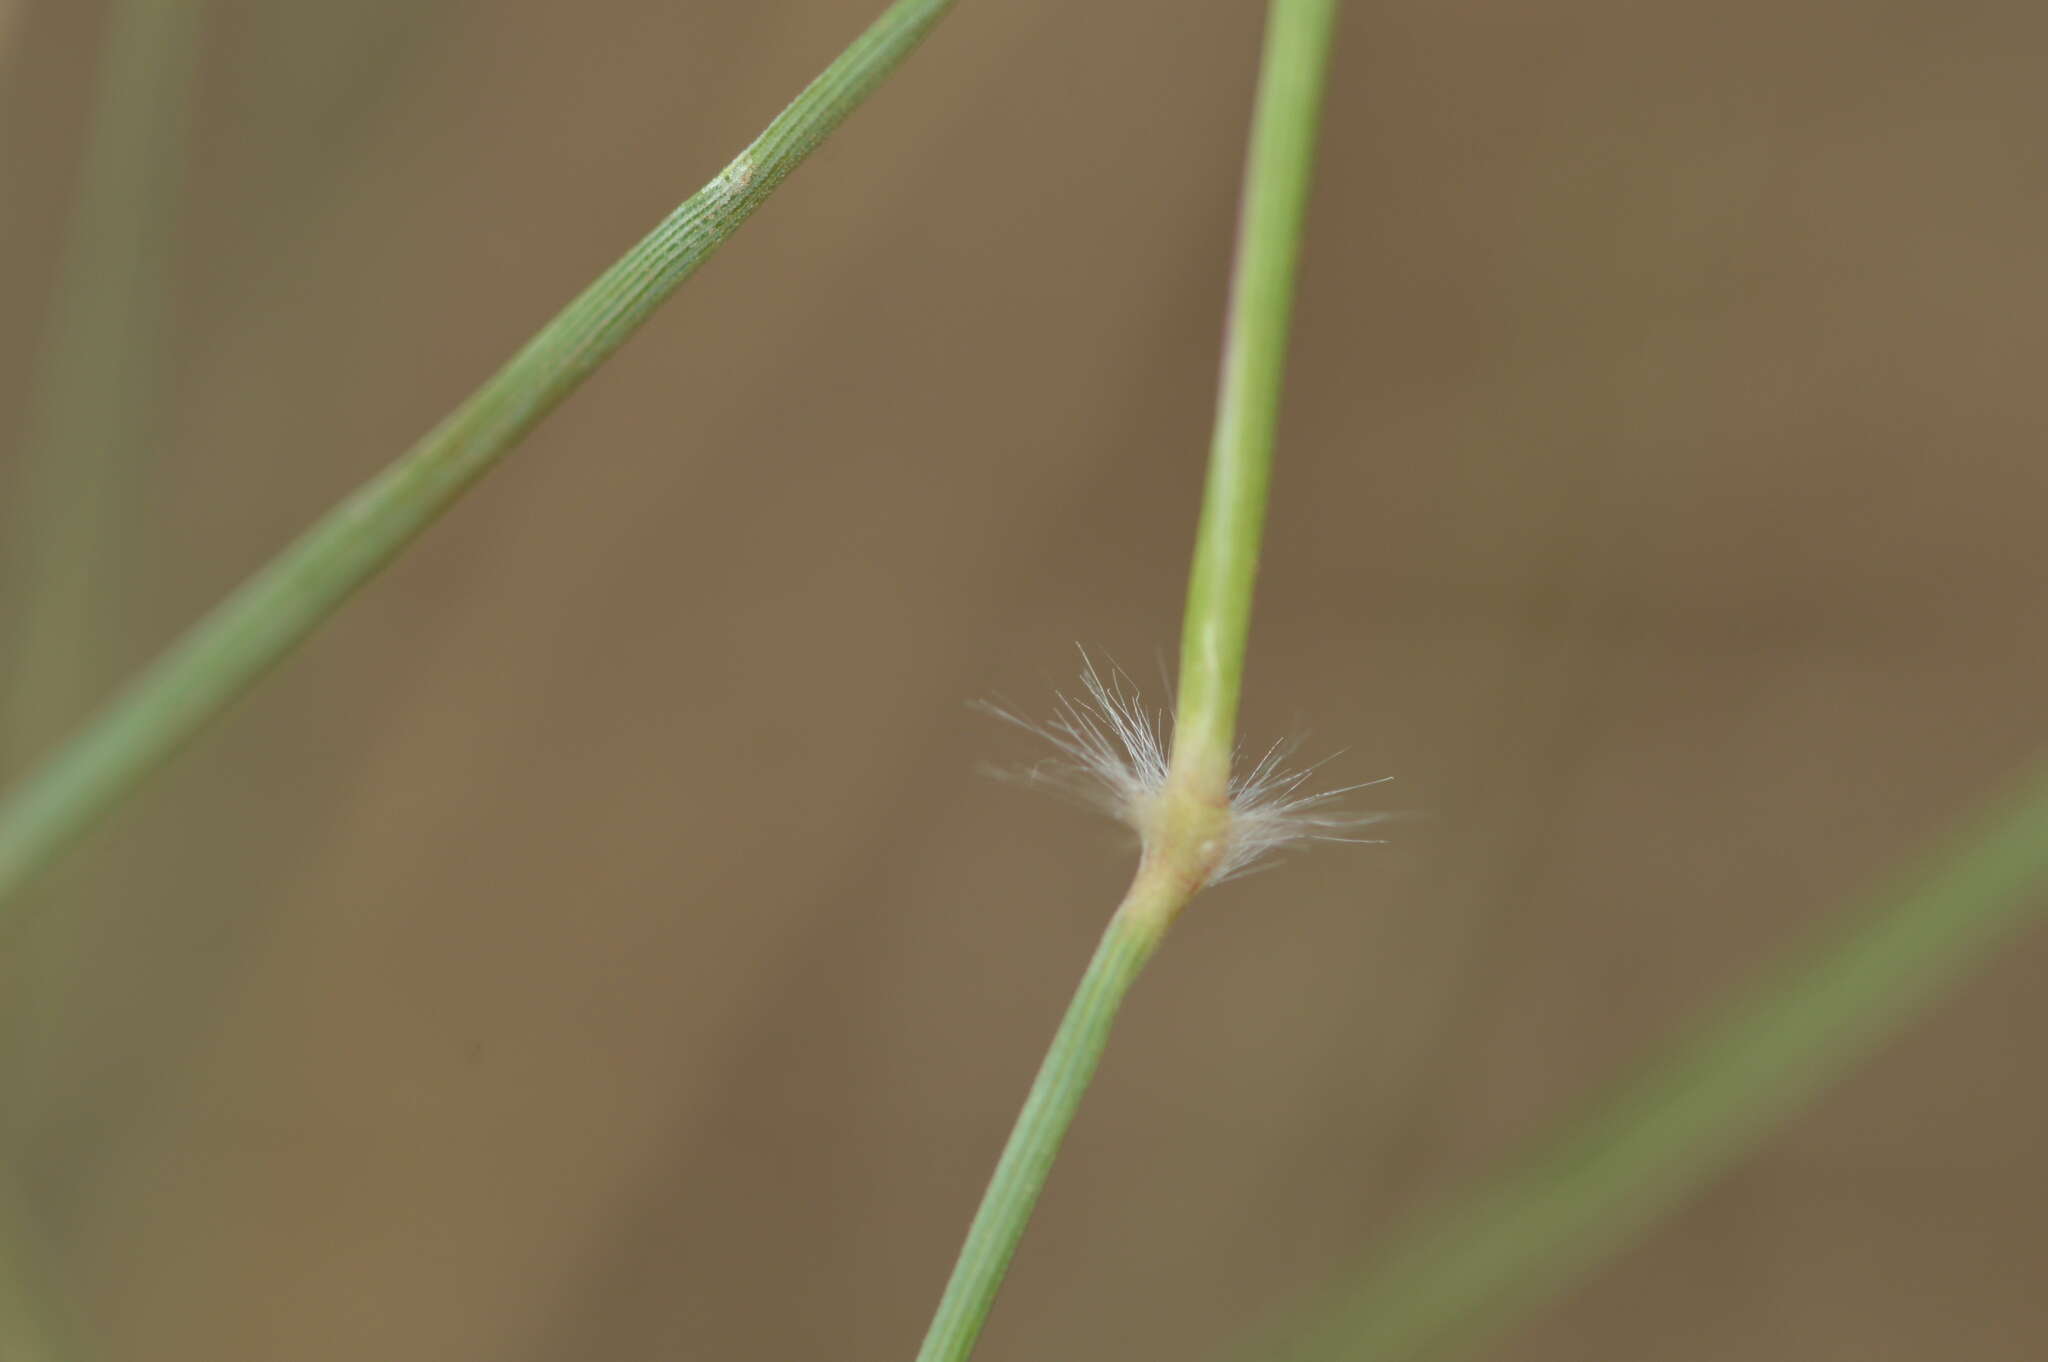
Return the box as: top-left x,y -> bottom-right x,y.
0,0 -> 963,913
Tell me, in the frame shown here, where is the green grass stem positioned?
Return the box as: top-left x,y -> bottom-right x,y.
1171,0 -> 1339,794
913,884 -> 1173,1362
1251,758 -> 2048,1362
913,5 -> 1341,1359
0,0 -> 962,915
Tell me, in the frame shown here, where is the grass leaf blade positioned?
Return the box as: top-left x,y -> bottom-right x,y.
0,0 -> 963,913
1250,759 -> 2048,1362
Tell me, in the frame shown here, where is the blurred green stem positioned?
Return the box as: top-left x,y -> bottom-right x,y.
5,0 -> 205,767
1254,759 -> 2048,1362
913,5 -> 1340,1360
0,0 -> 962,914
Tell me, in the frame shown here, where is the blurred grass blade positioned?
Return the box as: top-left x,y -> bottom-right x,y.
4,0 -> 205,766
0,0 -> 962,913
0,1190 -> 76,1362
1,6 -> 206,1357
1250,759 -> 2048,1362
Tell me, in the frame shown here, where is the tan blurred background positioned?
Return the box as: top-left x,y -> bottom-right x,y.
5,1 -> 2048,1358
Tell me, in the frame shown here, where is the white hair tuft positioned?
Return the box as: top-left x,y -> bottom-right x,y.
976,653 -> 1389,884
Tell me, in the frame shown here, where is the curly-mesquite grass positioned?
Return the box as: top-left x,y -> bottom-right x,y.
7,6 -> 2035,1360
0,0 -> 963,915
912,4 -> 1345,1360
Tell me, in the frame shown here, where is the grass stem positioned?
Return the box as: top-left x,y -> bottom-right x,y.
913,4 -> 1341,1358
913,881 -> 1173,1362
1171,0 -> 1339,797
0,0 -> 962,915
